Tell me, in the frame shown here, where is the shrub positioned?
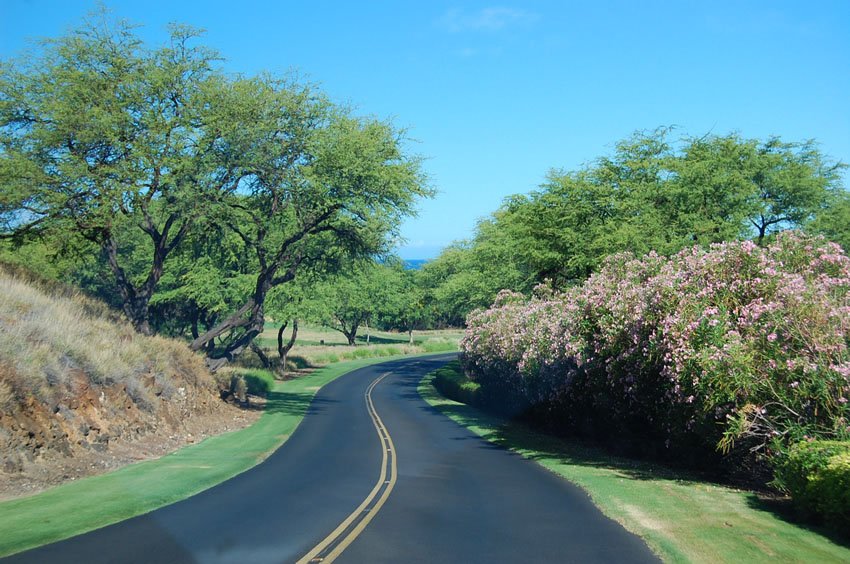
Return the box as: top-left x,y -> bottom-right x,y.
461,232 -> 850,475
433,361 -> 480,406
241,370 -> 274,396
775,440 -> 850,530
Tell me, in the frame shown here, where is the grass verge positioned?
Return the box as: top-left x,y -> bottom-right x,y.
0,355 -> 409,558
420,362 -> 850,563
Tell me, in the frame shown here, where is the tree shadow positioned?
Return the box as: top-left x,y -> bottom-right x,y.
355,334 -> 410,345
425,381 -> 850,547
262,390 -> 338,416
429,388 -> 725,486
285,355 -> 315,370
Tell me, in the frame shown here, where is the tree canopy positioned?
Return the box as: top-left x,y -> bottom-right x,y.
419,129 -> 847,324
1,14 -> 431,365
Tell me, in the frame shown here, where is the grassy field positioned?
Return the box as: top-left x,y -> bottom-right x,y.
0,355 -> 416,558
255,322 -> 462,367
421,362 -> 850,563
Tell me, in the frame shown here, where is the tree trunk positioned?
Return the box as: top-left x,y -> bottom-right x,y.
190,270 -> 279,371
102,215 -> 190,336
188,233 -> 306,371
251,342 -> 272,369
365,319 -> 370,345
190,311 -> 200,340
277,319 -> 298,376
343,327 -> 357,346
408,328 -> 414,345
105,237 -> 155,335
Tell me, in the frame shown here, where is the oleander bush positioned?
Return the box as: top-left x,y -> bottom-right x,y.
461,231 -> 850,478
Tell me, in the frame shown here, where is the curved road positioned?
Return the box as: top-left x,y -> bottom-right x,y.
5,354 -> 658,563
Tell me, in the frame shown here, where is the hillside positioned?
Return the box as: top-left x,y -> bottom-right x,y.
0,266 -> 257,500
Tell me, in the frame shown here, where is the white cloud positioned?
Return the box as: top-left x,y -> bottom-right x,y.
438,7 -> 539,33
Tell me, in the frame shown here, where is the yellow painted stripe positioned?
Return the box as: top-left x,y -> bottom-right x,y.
296,371 -> 398,564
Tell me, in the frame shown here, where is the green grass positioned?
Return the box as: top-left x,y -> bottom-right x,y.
420,362 -> 850,563
238,368 -> 276,395
252,323 -> 461,368
0,355 -> 411,558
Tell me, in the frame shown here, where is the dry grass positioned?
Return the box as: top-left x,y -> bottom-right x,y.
0,266 -> 210,410
0,265 -> 245,497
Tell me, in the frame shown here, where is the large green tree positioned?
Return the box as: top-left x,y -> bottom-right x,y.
186,106 -> 431,366
0,16 -> 232,334
1,15 -> 431,362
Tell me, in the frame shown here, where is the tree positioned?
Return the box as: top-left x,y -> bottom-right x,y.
0,15 -> 234,334
807,189 -> 850,251
382,267 -> 428,344
743,137 -> 845,244
186,103 -> 431,366
422,129 -> 846,324
307,261 -> 404,346
261,275 -> 318,374
669,134 -> 757,244
1,14 -> 431,360
148,223 -> 255,343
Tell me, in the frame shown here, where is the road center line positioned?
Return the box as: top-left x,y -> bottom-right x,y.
296,371 -> 398,564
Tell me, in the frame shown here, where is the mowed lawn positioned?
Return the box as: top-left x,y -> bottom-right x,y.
255,322 -> 462,366
420,364 -> 850,563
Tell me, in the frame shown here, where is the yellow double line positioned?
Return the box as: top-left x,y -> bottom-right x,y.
296,372 -> 398,564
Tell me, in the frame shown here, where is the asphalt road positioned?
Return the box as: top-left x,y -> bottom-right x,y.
5,354 -> 658,563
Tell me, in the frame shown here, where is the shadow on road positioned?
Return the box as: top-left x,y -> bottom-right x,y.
420,375 -> 850,550
263,390 -> 339,416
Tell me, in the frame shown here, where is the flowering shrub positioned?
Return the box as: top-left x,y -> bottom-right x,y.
461,232 -> 850,472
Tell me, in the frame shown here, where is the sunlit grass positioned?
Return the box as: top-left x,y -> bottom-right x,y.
0,267 -> 210,409
254,322 -> 461,367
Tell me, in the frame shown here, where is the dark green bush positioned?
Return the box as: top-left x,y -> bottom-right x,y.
775,440 -> 850,531
433,361 -> 481,406
242,370 -> 274,396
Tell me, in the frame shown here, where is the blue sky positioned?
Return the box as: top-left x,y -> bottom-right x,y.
2,1 -> 848,259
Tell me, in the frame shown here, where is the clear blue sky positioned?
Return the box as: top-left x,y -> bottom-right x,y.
2,1 -> 848,259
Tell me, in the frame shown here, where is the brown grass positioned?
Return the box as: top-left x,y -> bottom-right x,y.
0,266 -> 211,409
0,264 -> 252,499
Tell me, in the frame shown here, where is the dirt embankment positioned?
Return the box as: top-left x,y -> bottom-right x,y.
0,267 -> 260,500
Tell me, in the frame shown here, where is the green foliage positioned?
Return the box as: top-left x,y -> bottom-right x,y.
305,260 -> 408,345
0,13 -> 230,332
237,369 -> 275,396
432,360 -> 481,405
1,11 -> 431,350
808,189 -> 850,252
421,129 -> 847,324
775,440 -> 850,531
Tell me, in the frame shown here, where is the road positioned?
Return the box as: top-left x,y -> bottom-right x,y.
5,354 -> 658,563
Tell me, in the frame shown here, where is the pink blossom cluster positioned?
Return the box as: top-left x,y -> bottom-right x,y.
461,231 -> 850,456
